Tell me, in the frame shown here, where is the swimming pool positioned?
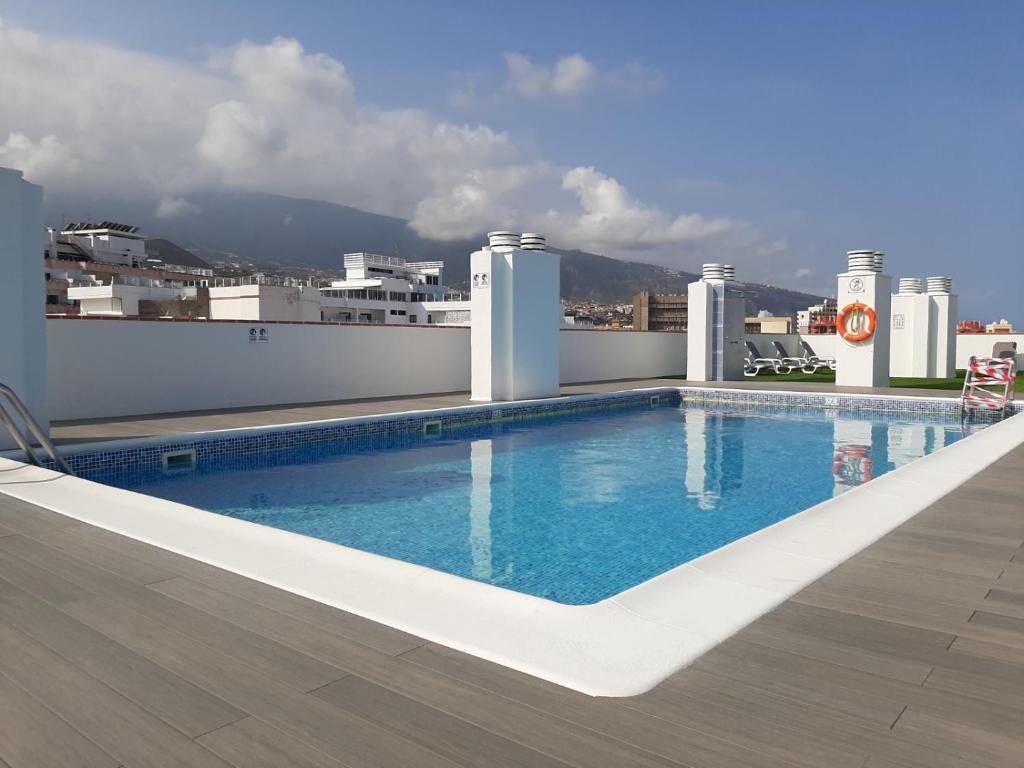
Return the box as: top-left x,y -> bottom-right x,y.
84,399 -> 966,604
5,386 -> 1020,695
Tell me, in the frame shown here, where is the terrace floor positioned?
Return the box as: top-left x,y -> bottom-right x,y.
0,386 -> 1018,766
51,377 -> 959,445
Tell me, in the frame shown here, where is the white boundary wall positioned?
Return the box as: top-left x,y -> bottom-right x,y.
955,334 -> 1024,369
47,320 -> 689,420
47,317 -> 1022,422
47,320 -> 471,420
561,329 -> 686,384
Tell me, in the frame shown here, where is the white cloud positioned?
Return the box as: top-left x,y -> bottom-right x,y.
0,22 -> 783,276
499,53 -> 663,102
548,167 -> 734,250
0,132 -> 77,177
155,195 -> 200,219
795,267 -> 813,279
504,53 -> 597,99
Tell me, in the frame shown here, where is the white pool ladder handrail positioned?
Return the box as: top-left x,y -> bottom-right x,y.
0,382 -> 74,475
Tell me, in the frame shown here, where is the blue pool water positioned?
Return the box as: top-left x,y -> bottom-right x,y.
87,402 -> 967,604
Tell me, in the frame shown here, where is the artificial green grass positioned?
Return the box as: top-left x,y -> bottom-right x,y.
736,369 -> 1024,393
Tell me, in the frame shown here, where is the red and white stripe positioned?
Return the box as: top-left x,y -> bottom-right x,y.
968,357 -> 1014,382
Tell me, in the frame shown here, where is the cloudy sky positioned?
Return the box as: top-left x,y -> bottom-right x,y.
1,1 -> 1021,321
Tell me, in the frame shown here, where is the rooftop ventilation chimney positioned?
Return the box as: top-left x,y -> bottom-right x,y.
487,231 -> 521,249
520,233 -> 546,251
847,250 -> 881,275
723,264 -> 736,282
897,277 -> 925,295
926,276 -> 952,295
702,263 -> 726,281
873,251 -> 885,273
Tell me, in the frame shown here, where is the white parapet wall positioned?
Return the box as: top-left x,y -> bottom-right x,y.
43,314 -> 1024,423
46,319 -> 689,421
560,329 -> 686,383
955,334 -> 1024,369
47,319 -> 472,421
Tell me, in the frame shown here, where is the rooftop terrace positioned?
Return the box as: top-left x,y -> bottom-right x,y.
0,390 -> 1021,767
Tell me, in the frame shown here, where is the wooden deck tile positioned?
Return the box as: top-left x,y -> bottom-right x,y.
0,670 -> 119,768
0,402 -> 1020,768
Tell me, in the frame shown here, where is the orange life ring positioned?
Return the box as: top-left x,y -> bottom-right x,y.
837,302 -> 877,343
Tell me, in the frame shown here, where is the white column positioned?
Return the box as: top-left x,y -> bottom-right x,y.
0,167 -> 47,450
927,277 -> 957,379
836,250 -> 892,388
686,264 -> 746,382
721,286 -> 747,380
470,232 -> 560,401
890,278 -> 930,377
686,279 -> 713,382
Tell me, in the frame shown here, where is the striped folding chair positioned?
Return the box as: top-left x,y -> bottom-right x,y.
961,356 -> 1016,422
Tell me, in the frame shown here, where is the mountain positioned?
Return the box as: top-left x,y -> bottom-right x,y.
43,188 -> 824,315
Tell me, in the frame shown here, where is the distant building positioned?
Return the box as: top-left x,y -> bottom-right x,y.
208,277 -> 323,322
745,313 -> 793,334
47,226 -> 474,324
57,222 -> 213,275
318,253 -> 469,325
798,298 -> 837,335
632,292 -> 687,331
957,320 -> 984,334
562,313 -> 594,327
986,318 -> 1014,334
48,222 -> 213,317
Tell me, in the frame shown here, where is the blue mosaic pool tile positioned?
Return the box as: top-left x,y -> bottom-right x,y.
45,386 -> 1017,477
52,389 -> 681,475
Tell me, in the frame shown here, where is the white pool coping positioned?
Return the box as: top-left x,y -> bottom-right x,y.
1,388 -> 1021,697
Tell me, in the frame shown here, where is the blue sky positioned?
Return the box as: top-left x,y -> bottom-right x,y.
1,1 -> 1021,322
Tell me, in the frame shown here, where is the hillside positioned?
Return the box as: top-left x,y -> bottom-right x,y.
43,188 -> 824,315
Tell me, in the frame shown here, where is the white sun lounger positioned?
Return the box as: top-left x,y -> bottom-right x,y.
744,340 -> 787,376
771,341 -> 809,373
800,340 -> 837,372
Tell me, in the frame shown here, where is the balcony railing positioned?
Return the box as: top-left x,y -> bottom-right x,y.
209,276 -> 328,288
343,253 -> 408,269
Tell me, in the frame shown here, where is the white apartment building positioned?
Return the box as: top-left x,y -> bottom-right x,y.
56,233 -> 472,325
56,222 -> 213,276
49,223 -> 212,317
207,277 -> 323,322
317,253 -> 470,325
68,277 -> 200,317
